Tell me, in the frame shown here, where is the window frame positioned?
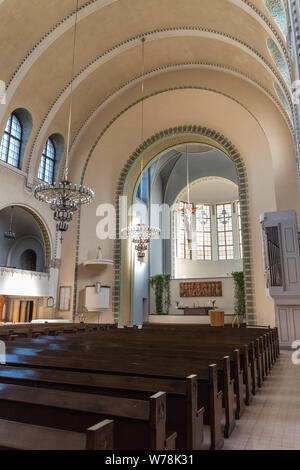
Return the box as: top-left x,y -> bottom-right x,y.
38,137 -> 56,184
195,204 -> 212,260
0,113 -> 23,168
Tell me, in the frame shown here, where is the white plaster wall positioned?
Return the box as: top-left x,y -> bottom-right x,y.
175,259 -> 243,279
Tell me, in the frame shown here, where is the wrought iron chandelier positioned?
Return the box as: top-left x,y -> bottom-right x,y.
122,224 -> 160,259
121,38 -> 160,259
4,206 -> 16,240
34,0 -> 94,233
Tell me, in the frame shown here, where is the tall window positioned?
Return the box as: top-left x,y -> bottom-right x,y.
0,113 -> 22,168
178,202 -> 193,260
38,138 -> 56,183
137,163 -> 156,203
217,203 -> 234,260
196,204 -> 212,260
237,201 -> 243,258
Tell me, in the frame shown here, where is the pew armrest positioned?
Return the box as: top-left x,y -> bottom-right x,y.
86,419 -> 114,450
197,406 -> 205,417
165,431 -> 177,450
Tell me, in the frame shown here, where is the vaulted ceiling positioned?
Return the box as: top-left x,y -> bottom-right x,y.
0,0 -> 294,180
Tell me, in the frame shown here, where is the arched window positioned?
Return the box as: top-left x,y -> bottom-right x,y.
0,113 -> 22,168
38,138 -> 56,184
175,201 -> 242,262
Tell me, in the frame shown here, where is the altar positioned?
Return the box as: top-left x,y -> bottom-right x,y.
178,307 -> 213,316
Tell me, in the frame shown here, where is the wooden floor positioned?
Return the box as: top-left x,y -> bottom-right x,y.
203,350 -> 300,450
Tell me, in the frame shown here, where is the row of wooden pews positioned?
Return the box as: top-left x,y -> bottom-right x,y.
0,322 -> 279,450
0,322 -> 114,341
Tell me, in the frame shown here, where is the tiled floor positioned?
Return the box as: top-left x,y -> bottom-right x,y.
223,350 -> 300,450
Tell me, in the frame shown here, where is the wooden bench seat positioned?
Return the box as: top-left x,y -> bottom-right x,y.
2,350 -> 223,449
0,418 -> 113,450
0,383 -> 176,450
0,366 -> 204,450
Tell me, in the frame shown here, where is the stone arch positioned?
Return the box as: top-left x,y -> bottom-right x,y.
113,126 -> 256,325
0,203 -> 52,263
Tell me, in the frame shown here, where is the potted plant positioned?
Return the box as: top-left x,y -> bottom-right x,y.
150,274 -> 171,315
232,271 -> 246,320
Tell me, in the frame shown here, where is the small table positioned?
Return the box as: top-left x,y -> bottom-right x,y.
179,307 -> 213,316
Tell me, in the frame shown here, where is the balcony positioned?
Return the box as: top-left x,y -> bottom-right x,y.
0,267 -> 50,297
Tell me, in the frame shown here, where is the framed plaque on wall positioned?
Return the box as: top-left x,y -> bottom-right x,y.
180,281 -> 222,297
59,286 -> 72,311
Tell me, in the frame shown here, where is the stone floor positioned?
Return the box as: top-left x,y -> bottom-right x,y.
204,349 -> 300,450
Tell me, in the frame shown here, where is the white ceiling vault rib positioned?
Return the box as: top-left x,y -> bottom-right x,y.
26,28 -> 292,182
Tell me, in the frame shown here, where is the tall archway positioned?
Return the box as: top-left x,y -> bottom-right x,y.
114,126 -> 255,326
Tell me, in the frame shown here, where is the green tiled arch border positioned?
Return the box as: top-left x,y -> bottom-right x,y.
113,125 -> 256,325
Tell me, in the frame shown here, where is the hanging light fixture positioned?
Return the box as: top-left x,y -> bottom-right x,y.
4,206 -> 16,240
175,144 -> 196,216
121,38 -> 160,259
34,0 -> 94,234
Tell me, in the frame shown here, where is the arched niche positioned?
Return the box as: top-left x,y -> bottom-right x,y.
115,127 -> 255,326
0,205 -> 51,272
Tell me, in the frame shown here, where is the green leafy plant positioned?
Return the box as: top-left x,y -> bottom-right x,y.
232,271 -> 246,318
150,274 -> 171,315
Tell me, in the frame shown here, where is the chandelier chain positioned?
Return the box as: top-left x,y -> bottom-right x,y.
65,0 -> 80,180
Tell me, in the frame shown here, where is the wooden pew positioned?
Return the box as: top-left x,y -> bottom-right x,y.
2,350 -> 223,449
5,337 -> 238,436
0,366 -> 204,450
0,383 -> 176,450
0,418 -> 113,450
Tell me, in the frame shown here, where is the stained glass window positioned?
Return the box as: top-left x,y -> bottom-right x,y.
196,204 -> 212,260
217,203 -> 234,260
265,0 -> 288,38
267,38 -> 290,88
0,113 -> 22,168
